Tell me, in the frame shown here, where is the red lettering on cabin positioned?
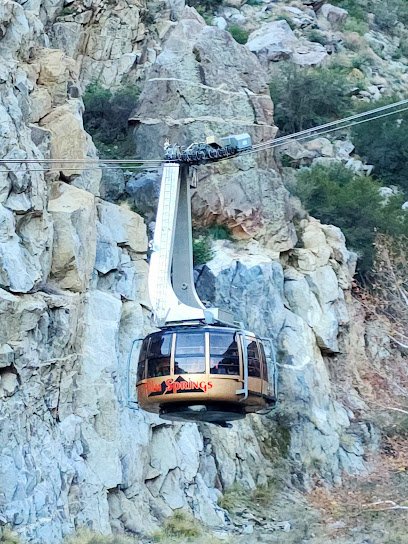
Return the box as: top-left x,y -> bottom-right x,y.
164,378 -> 213,394
144,382 -> 162,394
145,378 -> 214,396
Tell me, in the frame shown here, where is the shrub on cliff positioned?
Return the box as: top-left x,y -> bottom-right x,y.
269,65 -> 352,135
229,25 -> 249,44
370,0 -> 408,32
372,233 -> 408,331
193,234 -> 214,265
64,530 -> 137,543
192,225 -> 231,265
343,16 -> 369,35
306,29 -> 329,45
187,0 -> 223,16
295,163 -> 408,274
351,98 -> 408,193
83,82 -> 140,159
0,529 -> 21,544
153,511 -> 201,541
329,0 -> 367,22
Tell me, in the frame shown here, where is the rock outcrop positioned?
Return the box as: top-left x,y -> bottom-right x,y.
130,10 -> 276,155
130,10 -> 298,249
195,220 -> 368,484
247,20 -> 328,67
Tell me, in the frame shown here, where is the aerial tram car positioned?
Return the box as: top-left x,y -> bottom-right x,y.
134,134 -> 277,425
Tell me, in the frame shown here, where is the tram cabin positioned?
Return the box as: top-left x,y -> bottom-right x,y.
136,326 -> 277,424
219,133 -> 252,151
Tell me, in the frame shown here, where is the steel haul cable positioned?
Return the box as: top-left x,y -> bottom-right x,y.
248,98 -> 408,153
242,105 -> 408,156
1,98 -> 408,173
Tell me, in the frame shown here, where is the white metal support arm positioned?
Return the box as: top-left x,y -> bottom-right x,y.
149,163 -> 232,327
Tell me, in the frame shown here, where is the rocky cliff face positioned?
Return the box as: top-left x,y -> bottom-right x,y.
0,1 -> 404,543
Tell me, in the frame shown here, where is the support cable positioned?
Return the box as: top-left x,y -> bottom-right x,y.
242,105 -> 408,156
1,98 -> 407,173
248,98 -> 408,153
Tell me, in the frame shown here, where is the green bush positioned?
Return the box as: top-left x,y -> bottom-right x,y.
153,511 -> 201,541
392,48 -> 403,60
306,29 -> 329,46
295,164 -> 408,274
342,16 -> 369,35
192,225 -> 230,265
251,484 -> 272,506
351,98 -> 408,192
350,52 -> 372,69
218,483 -> 245,510
370,0 -> 408,31
269,65 -> 352,135
60,6 -> 76,16
281,154 -> 296,168
207,224 -> 231,240
329,0 -> 367,21
187,0 -> 223,14
372,2 -> 399,31
218,483 -> 274,511
83,82 -> 140,159
0,529 -> 21,544
193,235 -> 214,265
228,24 -> 249,44
275,15 -> 296,30
398,36 -> 408,57
64,530 -> 137,544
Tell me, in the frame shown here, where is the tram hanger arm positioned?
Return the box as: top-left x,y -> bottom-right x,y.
149,163 -> 235,327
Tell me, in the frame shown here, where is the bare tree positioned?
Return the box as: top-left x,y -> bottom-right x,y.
371,234 -> 408,349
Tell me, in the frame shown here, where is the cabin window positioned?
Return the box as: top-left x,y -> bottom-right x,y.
259,342 -> 268,381
247,338 -> 261,378
174,333 -> 205,374
137,338 -> 149,382
210,332 -> 240,375
146,333 -> 172,378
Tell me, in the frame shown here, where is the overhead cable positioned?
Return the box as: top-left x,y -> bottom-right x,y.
1,98 -> 407,173
0,158 -> 163,165
248,98 -> 408,153
243,105 -> 408,156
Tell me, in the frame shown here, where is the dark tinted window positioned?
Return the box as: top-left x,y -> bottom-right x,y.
210,332 -> 240,375
259,342 -> 268,381
146,333 -> 172,378
174,333 -> 205,374
137,338 -> 149,382
247,338 -> 261,378
148,334 -> 172,357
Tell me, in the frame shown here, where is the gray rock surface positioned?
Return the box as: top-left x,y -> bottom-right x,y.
100,165 -> 126,202
50,0 -> 143,88
247,20 -> 327,67
131,11 -> 299,250
125,170 -> 161,224
0,205 -> 43,292
318,3 -> 348,25
48,182 -> 97,292
195,235 -> 367,483
192,166 -> 297,250
130,11 -> 276,158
